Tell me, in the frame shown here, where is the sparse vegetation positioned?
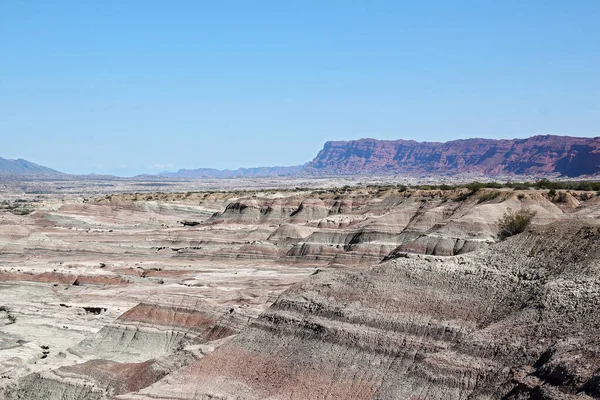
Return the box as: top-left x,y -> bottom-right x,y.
409,179 -> 600,192
579,192 -> 593,201
498,208 -> 536,240
555,191 -> 569,203
477,190 -> 501,204
455,190 -> 475,202
533,179 -> 600,192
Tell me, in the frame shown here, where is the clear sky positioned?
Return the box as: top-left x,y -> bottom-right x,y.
1,1 -> 599,176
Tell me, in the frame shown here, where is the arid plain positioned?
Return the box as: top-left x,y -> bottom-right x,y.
1,178 -> 599,399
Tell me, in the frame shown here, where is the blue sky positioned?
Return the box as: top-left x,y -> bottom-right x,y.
1,1 -> 599,176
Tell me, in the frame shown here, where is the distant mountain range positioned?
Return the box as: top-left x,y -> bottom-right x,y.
160,165 -> 305,179
0,157 -> 63,175
305,135 -> 600,177
2,135 -> 599,178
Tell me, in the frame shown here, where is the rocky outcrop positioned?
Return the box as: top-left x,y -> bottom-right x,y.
73,301 -> 226,362
307,135 -> 600,177
5,358 -> 186,400
207,198 -> 303,225
4,298 -> 242,399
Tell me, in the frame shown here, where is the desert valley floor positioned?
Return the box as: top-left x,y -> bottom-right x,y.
0,179 -> 599,399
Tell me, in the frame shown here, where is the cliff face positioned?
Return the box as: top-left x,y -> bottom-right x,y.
307,135 -> 600,177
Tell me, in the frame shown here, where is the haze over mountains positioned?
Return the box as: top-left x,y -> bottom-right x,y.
0,157 -> 63,176
160,165 -> 306,179
2,135 -> 600,178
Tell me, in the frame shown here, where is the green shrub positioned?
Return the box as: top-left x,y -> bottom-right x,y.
455,190 -> 474,202
498,208 -> 536,240
438,184 -> 455,191
555,191 -> 568,203
477,190 -> 500,204
465,181 -> 484,192
579,192 -> 593,201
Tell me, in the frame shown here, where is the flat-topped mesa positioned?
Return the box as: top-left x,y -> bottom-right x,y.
306,135 -> 600,177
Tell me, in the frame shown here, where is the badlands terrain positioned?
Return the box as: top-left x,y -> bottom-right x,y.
0,179 -> 599,399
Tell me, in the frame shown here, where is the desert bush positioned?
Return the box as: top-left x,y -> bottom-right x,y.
438,184 -> 455,191
465,181 -> 484,192
498,208 -> 536,240
533,179 -> 600,191
477,190 -> 500,204
455,190 -> 474,202
555,191 -> 569,203
507,182 -> 531,190
579,192 -> 593,201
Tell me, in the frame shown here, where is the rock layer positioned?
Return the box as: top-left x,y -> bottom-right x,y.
307,135 -> 600,177
122,222 -> 600,399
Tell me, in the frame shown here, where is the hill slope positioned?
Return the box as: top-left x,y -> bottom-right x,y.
307,135 -> 600,177
117,222 -> 600,400
0,157 -> 63,175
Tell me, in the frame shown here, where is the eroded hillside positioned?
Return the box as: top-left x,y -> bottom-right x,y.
120,222 -> 600,399
1,185 -> 599,399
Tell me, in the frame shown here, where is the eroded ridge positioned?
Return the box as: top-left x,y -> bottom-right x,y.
118,223 -> 600,399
